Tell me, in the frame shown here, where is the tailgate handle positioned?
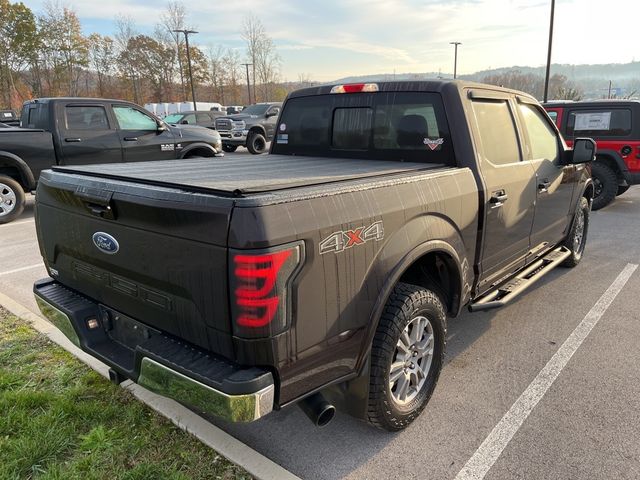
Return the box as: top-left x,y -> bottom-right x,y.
75,187 -> 115,219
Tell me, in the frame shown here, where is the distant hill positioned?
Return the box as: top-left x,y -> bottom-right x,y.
332,61 -> 640,100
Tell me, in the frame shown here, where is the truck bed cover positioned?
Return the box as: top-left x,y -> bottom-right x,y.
53,154 -> 445,196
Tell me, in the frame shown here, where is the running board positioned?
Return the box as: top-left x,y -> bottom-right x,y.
469,246 -> 571,312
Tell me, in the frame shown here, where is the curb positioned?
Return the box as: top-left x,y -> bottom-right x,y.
0,290 -> 300,480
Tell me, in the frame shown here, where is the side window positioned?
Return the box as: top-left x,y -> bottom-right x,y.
546,111 -> 558,123
518,104 -> 559,161
196,113 -> 211,123
471,100 -> 520,166
183,114 -> 196,125
566,109 -> 632,137
113,106 -> 157,130
65,106 -> 109,130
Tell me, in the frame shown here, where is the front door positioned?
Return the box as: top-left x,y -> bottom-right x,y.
470,96 -> 537,290
112,105 -> 177,162
59,104 -> 123,165
517,101 -> 576,248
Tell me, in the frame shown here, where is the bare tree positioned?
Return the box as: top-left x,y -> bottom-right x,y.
115,15 -> 139,102
223,48 -> 241,104
88,33 -> 115,97
161,1 -> 188,98
242,15 -> 280,102
208,45 -> 226,103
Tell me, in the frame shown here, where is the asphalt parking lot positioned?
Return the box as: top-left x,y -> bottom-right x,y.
2,164 -> 639,480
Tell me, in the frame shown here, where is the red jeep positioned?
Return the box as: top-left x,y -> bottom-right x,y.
544,100 -> 640,210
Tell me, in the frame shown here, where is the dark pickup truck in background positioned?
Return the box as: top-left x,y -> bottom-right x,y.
0,97 -> 223,223
33,81 -> 594,432
215,102 -> 281,154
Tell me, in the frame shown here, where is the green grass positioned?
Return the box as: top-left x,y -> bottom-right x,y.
0,307 -> 252,480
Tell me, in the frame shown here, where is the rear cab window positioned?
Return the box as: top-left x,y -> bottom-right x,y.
272,92 -> 454,165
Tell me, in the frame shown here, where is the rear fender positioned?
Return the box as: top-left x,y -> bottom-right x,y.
0,151 -> 36,190
355,214 -> 471,374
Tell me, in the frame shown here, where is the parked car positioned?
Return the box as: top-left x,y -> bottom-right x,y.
0,97 -> 223,224
1,109 -> 20,127
33,81 -> 594,432
215,102 -> 281,154
163,110 -> 223,130
544,100 -> 640,210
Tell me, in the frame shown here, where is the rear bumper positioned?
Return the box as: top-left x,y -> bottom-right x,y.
33,278 -> 275,422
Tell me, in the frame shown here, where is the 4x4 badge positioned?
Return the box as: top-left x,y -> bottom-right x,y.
319,221 -> 384,254
92,232 -> 119,255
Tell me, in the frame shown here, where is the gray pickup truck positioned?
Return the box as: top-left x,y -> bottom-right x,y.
33,81 -> 594,431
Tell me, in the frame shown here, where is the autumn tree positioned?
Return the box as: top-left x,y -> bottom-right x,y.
88,33 -> 116,97
38,2 -> 89,96
0,0 -> 38,108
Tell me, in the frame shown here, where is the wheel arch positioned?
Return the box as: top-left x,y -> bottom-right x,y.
248,125 -> 267,137
595,150 -> 629,182
179,142 -> 216,158
0,151 -> 36,190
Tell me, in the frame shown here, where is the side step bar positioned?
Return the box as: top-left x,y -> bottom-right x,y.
470,246 -> 571,312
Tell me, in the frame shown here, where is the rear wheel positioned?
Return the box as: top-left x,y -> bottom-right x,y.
222,144 -> 238,153
616,185 -> 630,196
0,176 -> 26,224
562,196 -> 590,268
246,131 -> 267,154
591,162 -> 617,210
367,282 -> 446,431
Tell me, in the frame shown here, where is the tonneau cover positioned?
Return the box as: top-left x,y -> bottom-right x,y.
53,154 -> 444,195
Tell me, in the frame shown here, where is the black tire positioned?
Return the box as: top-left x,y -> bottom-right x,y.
367,282 -> 446,431
246,131 -> 267,154
591,162 -> 617,210
616,185 -> 630,196
561,196 -> 590,268
222,144 -> 237,153
0,176 -> 26,224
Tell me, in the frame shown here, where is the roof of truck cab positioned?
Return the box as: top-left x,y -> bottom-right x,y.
53,154 -> 448,196
23,97 -> 138,105
287,79 -> 539,103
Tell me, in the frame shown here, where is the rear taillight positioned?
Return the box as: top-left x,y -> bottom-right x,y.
230,242 -> 303,338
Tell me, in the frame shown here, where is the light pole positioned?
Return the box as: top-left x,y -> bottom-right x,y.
173,29 -> 199,111
450,42 -> 462,79
543,0 -> 556,102
241,63 -> 253,104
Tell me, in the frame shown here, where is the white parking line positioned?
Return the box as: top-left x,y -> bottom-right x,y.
0,263 -> 44,277
455,263 -> 638,480
0,219 -> 35,228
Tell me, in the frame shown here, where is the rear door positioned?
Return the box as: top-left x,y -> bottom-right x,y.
516,100 -> 575,248
112,104 -> 177,162
58,103 -> 123,165
469,93 -> 537,289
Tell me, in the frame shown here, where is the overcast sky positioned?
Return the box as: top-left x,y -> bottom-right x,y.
22,0 -> 639,81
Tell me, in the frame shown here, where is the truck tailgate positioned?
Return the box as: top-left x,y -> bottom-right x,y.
35,170 -> 235,356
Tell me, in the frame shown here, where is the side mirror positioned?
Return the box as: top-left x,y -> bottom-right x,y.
571,137 -> 596,164
266,108 -> 280,118
157,122 -> 168,132
180,119 -> 189,125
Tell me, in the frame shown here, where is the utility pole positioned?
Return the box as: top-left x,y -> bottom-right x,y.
173,29 -> 199,111
543,0 -> 556,102
450,42 -> 462,79
241,63 -> 253,104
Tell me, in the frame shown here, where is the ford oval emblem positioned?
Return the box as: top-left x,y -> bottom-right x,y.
92,232 -> 119,255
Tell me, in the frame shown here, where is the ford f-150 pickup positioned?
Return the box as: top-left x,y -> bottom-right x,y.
0,97 -> 223,224
33,81 -> 595,431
